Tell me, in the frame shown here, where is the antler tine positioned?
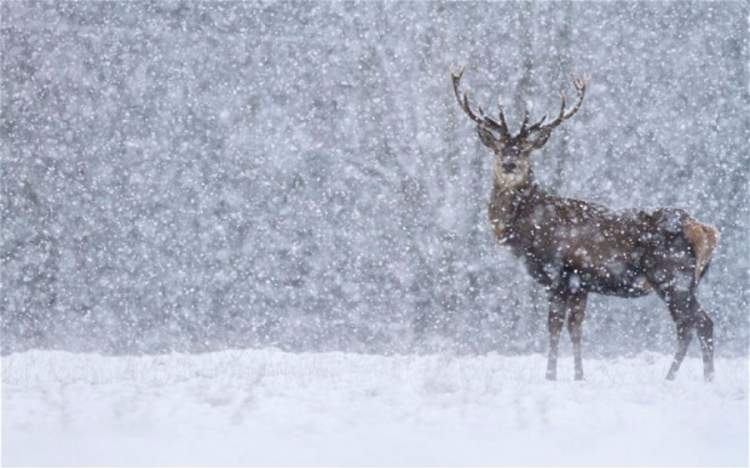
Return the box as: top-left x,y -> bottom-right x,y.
537,76 -> 587,133
519,109 -> 530,135
561,75 -> 587,120
450,66 -> 510,140
496,96 -> 509,131
532,114 -> 547,128
451,68 -> 483,124
484,114 -> 508,138
493,97 -> 512,141
553,90 -> 568,124
520,114 -> 547,137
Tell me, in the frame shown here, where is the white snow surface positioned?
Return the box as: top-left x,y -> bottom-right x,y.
2,349 -> 748,466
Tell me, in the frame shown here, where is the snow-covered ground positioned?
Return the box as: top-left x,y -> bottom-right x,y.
2,349 -> 747,466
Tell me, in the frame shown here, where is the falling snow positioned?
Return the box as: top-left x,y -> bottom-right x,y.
1,1 -> 748,465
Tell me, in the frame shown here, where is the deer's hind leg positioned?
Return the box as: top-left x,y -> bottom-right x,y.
661,292 -> 713,381
695,306 -> 714,381
664,298 -> 695,381
645,246 -> 714,381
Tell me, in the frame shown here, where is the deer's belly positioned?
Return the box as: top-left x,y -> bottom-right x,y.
579,269 -> 653,297
561,237 -> 653,296
521,249 -> 653,297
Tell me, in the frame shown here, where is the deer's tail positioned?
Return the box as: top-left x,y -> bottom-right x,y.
682,218 -> 719,283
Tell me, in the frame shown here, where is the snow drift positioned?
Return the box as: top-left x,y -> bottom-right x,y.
2,349 -> 747,466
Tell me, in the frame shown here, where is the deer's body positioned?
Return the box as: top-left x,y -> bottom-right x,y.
452,67 -> 718,381
490,174 -> 716,298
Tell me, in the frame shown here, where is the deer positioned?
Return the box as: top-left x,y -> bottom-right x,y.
451,66 -> 719,381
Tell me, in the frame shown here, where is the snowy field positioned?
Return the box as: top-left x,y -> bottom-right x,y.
2,349 -> 747,466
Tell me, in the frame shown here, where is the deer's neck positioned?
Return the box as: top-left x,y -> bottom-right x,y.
488,171 -> 539,242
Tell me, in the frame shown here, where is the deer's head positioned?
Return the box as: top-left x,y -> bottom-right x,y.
451,67 -> 587,189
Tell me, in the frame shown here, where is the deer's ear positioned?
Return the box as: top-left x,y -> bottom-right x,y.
477,126 -> 500,149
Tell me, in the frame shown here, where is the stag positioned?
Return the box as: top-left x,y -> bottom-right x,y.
451,67 -> 718,381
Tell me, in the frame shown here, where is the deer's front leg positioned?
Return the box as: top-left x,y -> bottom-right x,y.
546,296 -> 566,381
566,293 -> 588,380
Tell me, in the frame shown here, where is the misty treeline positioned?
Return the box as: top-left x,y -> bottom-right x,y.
1,1 -> 747,356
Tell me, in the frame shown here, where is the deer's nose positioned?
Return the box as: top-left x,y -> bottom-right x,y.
502,161 -> 517,172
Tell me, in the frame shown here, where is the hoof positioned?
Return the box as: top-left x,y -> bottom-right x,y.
545,371 -> 556,381
704,372 -> 714,383
574,373 -> 584,381
665,372 -> 676,381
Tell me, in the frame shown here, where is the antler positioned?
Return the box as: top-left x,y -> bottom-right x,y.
451,67 -> 588,151
518,110 -> 548,139
450,66 -> 510,143
537,76 -> 587,134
